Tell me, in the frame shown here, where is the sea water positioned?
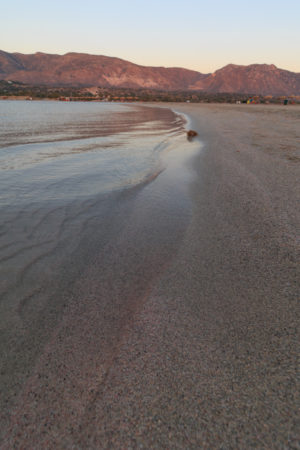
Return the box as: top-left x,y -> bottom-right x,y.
0,101 -> 186,205
0,100 -> 199,313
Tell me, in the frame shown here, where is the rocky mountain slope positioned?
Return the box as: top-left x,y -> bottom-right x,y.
1,50 -> 299,95
192,63 -> 300,95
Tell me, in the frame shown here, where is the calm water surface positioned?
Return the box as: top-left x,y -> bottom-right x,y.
0,101 -> 186,205
0,100 -> 199,316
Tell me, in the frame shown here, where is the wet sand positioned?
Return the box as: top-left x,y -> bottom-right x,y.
1,104 -> 299,448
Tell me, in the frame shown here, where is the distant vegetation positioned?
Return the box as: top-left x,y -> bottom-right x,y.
0,81 -> 92,99
1,80 -> 299,104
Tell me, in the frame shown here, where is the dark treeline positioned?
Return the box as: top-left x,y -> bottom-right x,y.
1,80 -> 298,104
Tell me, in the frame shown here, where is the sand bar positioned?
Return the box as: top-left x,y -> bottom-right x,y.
1,103 -> 299,448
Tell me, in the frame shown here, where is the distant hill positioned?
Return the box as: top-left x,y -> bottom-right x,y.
1,50 -> 300,95
190,63 -> 300,95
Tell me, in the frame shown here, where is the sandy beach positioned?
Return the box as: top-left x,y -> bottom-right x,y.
1,103 -> 299,448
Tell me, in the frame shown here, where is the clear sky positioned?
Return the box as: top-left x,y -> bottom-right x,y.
1,0 -> 300,73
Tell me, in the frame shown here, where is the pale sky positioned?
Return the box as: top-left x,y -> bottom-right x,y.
1,0 -> 300,73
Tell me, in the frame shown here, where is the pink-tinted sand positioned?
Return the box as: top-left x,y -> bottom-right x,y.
1,104 -> 299,448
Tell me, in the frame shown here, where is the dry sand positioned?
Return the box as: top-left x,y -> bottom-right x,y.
1,103 -> 299,448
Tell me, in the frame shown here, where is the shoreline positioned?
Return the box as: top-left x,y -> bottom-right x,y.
1,103 -> 299,448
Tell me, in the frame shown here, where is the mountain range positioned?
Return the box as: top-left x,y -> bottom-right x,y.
1,50 -> 300,95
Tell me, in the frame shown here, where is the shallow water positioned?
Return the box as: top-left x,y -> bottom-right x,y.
0,100 -> 196,301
